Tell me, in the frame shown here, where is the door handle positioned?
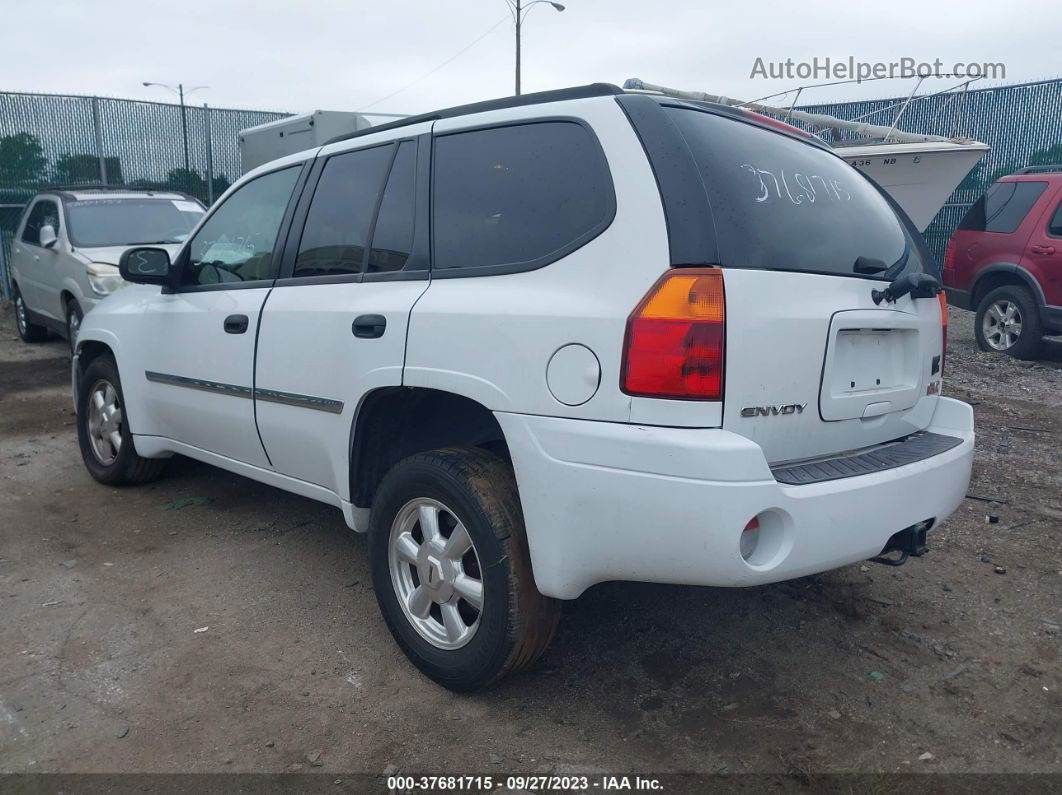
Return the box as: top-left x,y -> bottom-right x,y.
224,314 -> 249,334
352,314 -> 386,339
1029,245 -> 1056,255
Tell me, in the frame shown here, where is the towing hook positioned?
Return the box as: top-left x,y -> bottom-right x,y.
871,272 -> 942,305
869,520 -> 934,567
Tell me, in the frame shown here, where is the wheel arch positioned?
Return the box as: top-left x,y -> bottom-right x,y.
970,263 -> 1046,309
348,387 -> 509,510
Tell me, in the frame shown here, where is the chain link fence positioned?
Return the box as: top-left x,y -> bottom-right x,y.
0,91 -> 290,297
3,80 -> 1061,297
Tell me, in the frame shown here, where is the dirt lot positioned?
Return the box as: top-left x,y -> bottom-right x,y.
0,299 -> 1059,781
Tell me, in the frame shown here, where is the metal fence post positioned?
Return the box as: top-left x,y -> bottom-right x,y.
204,103 -> 214,204
92,96 -> 108,185
0,225 -> 9,299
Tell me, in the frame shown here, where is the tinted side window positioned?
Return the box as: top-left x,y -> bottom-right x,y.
367,141 -> 416,273
1049,201 -> 1062,237
295,145 -> 393,278
184,166 -> 300,285
432,121 -> 613,272
21,199 -> 60,245
960,181 -> 1048,234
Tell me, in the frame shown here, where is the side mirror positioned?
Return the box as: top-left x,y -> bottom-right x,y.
39,224 -> 57,249
119,247 -> 173,285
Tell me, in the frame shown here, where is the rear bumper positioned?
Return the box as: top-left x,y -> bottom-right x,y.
497,397 -> 974,599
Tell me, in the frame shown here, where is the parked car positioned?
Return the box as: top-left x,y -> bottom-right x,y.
10,186 -> 205,352
943,166 -> 1062,359
71,85 -> 974,691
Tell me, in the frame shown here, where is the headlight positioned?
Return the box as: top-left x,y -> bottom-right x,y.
86,263 -> 125,297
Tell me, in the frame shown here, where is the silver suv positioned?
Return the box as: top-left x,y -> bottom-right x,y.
10,187 -> 204,351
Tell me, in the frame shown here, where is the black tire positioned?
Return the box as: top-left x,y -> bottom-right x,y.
12,284 -> 48,343
368,448 -> 561,691
974,285 -> 1045,360
65,299 -> 84,356
76,354 -> 166,486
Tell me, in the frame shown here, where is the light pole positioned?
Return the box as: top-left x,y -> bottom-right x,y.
142,81 -> 208,191
507,0 -> 565,96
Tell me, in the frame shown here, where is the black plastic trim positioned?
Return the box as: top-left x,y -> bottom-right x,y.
772,431 -> 963,486
944,287 -> 972,311
145,370 -> 344,414
969,262 -> 1048,307
428,117 -> 617,279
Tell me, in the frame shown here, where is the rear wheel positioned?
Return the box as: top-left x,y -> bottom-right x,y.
975,285 -> 1044,359
368,448 -> 560,691
66,299 -> 84,355
13,286 -> 48,343
76,354 -> 166,486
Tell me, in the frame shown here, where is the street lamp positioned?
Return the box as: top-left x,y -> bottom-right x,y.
506,0 -> 565,96
142,81 -> 208,189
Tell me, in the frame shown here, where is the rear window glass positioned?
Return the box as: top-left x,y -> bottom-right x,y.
666,107 -> 925,280
959,181 -> 1048,234
432,121 -> 613,272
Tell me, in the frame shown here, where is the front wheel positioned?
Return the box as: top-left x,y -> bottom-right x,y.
66,300 -> 84,356
368,448 -> 560,691
76,354 -> 166,486
974,285 -> 1044,360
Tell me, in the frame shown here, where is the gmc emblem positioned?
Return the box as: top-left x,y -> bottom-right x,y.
741,403 -> 807,418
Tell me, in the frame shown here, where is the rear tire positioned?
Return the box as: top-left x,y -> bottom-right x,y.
975,285 -> 1044,360
76,354 -> 166,486
13,285 -> 48,343
368,448 -> 560,691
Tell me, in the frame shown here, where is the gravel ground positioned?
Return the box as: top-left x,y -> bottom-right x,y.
0,299 -> 1059,781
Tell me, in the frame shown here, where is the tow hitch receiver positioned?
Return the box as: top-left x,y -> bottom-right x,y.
870,520 -> 933,567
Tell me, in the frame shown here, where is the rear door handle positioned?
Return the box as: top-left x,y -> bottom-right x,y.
224,314 -> 249,334
352,314 -> 386,339
1029,245 -> 1056,255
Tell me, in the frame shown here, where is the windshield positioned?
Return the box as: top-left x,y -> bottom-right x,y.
64,198 -> 205,247
666,106 -> 927,280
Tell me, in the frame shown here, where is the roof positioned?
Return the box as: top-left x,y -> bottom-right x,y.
325,83 -> 624,145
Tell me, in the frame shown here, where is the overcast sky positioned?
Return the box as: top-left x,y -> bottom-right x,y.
4,0 -> 1059,116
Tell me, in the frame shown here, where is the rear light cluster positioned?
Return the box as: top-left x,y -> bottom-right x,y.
941,239 -> 957,286
938,290 -> 949,377
621,268 -> 726,400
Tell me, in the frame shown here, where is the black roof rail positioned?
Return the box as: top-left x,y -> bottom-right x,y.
325,83 -> 624,145
1016,164 -> 1062,175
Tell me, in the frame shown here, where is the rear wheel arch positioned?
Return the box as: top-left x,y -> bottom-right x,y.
970,264 -> 1045,309
349,387 -> 509,510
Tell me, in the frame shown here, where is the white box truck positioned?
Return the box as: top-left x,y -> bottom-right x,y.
239,111 -> 381,174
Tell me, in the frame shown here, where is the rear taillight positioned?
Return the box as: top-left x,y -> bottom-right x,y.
621,268 -> 725,400
941,239 -> 957,285
938,290 -> 948,377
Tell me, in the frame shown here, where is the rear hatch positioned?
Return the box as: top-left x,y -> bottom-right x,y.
663,105 -> 944,464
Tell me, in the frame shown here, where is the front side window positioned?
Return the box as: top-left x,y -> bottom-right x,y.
432,121 -> 614,272
184,166 -> 300,286
21,199 -> 60,246
959,181 -> 1048,234
294,145 -> 393,278
65,198 -> 204,248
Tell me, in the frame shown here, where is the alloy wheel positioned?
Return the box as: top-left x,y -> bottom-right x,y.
86,379 -> 123,465
982,299 -> 1023,351
15,295 -> 28,335
388,497 -> 484,650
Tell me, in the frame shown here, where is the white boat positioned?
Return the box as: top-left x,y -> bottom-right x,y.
623,79 -> 990,231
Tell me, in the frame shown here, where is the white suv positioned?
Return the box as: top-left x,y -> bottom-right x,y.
10,187 -> 204,352
72,85 -> 974,690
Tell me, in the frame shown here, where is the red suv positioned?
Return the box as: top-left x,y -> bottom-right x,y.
943,166 -> 1062,359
